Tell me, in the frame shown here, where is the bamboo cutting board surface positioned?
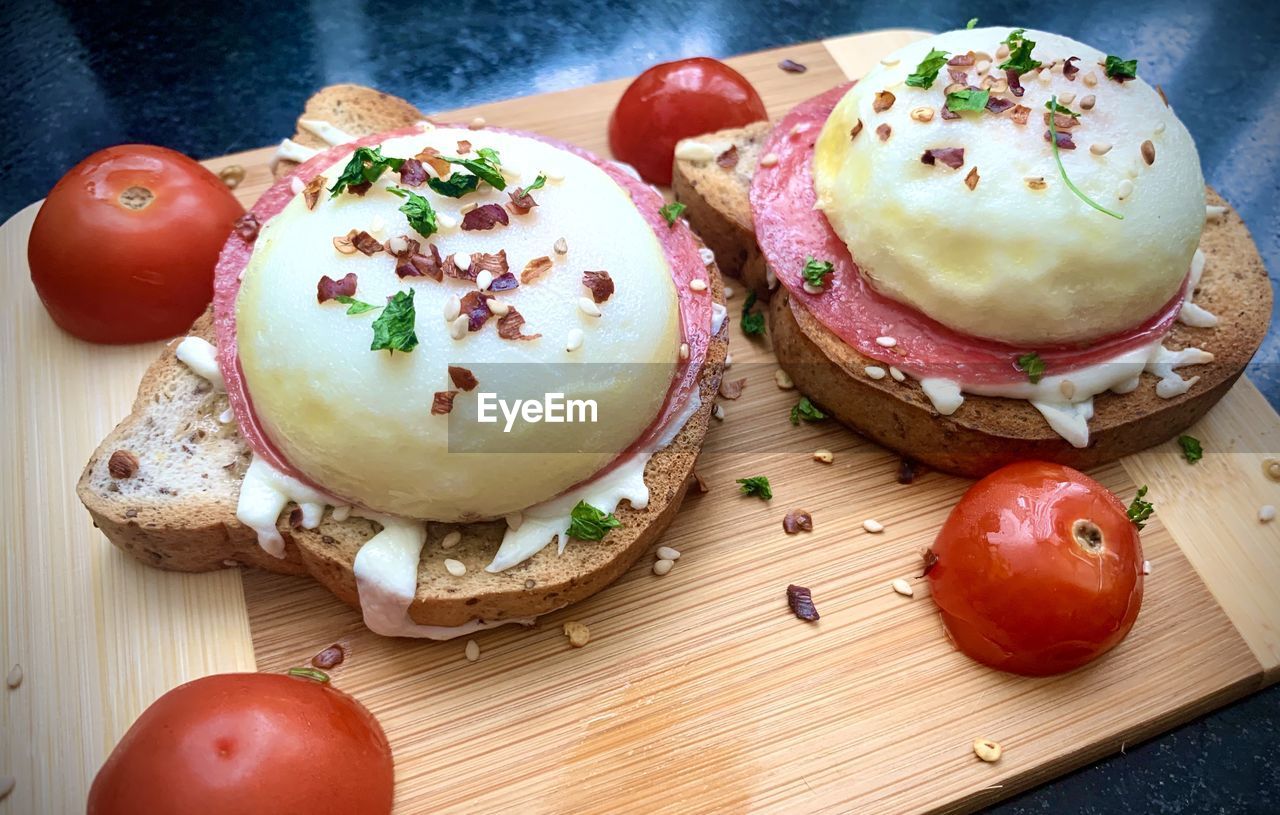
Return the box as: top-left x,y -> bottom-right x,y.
3,28 -> 1279,815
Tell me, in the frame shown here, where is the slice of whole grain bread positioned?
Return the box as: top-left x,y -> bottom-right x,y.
78,86 -> 727,628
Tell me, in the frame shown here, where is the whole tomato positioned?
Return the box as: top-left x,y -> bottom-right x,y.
608,57 -> 768,185
87,672 -> 394,815
927,461 -> 1145,676
29,144 -> 244,344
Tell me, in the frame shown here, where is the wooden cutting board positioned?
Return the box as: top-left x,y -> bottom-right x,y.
3,28 -> 1278,815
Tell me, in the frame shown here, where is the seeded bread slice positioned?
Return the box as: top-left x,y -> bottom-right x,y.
671,122 -> 773,297
768,190 -> 1270,476
77,86 -> 727,629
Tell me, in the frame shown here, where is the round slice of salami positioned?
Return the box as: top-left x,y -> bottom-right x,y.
211,124 -> 714,501
750,83 -> 1185,385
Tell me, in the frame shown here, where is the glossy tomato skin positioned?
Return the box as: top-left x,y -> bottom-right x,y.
29,145 -> 244,344
608,57 -> 768,185
88,673 -> 393,815
928,461 -> 1144,676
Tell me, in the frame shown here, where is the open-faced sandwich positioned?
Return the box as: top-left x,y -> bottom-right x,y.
78,87 -> 727,638
675,27 -> 1270,475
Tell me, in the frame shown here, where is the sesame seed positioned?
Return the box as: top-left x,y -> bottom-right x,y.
437,213 -> 458,230
1260,505 -> 1276,523
973,739 -> 1002,763
699,246 -> 716,265
545,167 -> 565,182
464,640 -> 480,661
554,236 -> 568,255
454,251 -> 472,270
289,176 -> 305,195
996,44 -> 1010,59
219,408 -> 235,424
653,559 -> 674,576
813,448 -> 834,464
1154,121 -> 1166,134
775,369 -> 795,389
673,140 -> 716,162
891,578 -> 914,597
802,282 -> 824,295
6,664 -> 21,690
578,296 -> 602,317
1141,140 -> 1156,166
909,106 -> 935,123
1037,68 -> 1052,84
724,352 -> 733,368
1142,560 -> 1152,575
1082,71 -> 1098,87
975,59 -> 991,74
566,328 -> 584,352
679,342 -> 689,360
689,278 -> 708,292
1025,177 -> 1047,190
386,235 -> 409,255
441,531 -> 462,549
1080,94 -> 1096,111
369,214 -> 386,235
1060,379 -> 1076,400
724,285 -> 735,299
1058,91 -> 1076,105
864,366 -> 887,380
880,56 -> 900,66
713,404 -> 725,421
657,545 -> 681,560
489,299 -> 510,317
876,336 -> 897,348
862,519 -> 885,533
475,270 -> 493,290
444,558 -> 467,577
1206,205 -> 1227,222
889,366 -> 905,382
506,512 -> 523,530
469,116 -> 486,129
459,201 -> 478,215
448,315 -> 469,340
759,152 -> 779,168
1118,179 -> 1134,200
1090,142 -> 1112,156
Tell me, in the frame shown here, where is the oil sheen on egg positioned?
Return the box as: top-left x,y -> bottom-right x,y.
236,128 -> 680,521
814,27 -> 1205,346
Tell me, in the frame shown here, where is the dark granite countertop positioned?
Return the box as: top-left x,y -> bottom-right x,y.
1,1 -> 1276,811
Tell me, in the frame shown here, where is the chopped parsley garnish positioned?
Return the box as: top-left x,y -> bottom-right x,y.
444,146 -> 506,190
1045,99 -> 1081,118
946,88 -> 990,112
1127,485 -> 1155,529
789,396 -> 827,425
737,475 -> 773,500
1178,434 -> 1203,464
1048,94 -> 1124,220
1104,55 -> 1138,81
370,290 -> 419,354
966,17 -> 979,29
524,173 -> 547,193
801,256 -> 834,288
659,201 -> 687,226
1015,352 -> 1046,384
741,289 -> 766,336
905,48 -> 951,89
335,295 -> 380,315
387,187 -> 438,237
329,146 -> 404,197
999,29 -> 1042,75
565,500 -> 622,541
427,173 -> 480,198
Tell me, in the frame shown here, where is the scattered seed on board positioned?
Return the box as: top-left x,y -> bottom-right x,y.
891,578 -> 914,597
656,546 -> 681,561
653,559 -> 675,576
863,519 -> 885,533
1260,505 -> 1276,523
724,285 -> 735,299
218,164 -> 246,189
6,663 -> 21,690
713,404 -> 725,421
441,531 -> 462,549
813,448 -> 834,464
554,236 -> 569,255
1263,458 -> 1280,481
973,739 -> 1003,763
444,558 -> 467,577
563,621 -> 591,647
465,640 -> 480,662
775,369 -> 795,389
1142,560 -> 1152,575
1206,205 -> 1227,222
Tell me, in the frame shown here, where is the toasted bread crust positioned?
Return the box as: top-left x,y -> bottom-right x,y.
768,189 -> 1270,476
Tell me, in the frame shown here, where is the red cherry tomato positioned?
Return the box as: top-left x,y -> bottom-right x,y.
88,673 -> 394,815
29,144 -> 244,344
927,461 -> 1144,676
608,57 -> 768,185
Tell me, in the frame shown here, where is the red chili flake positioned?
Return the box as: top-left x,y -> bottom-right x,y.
347,181 -> 372,197
782,509 -> 813,534
521,255 -> 554,284
786,584 -> 820,622
948,51 -> 976,67
398,244 -> 444,280
462,203 -> 510,231
488,271 -> 519,292
1010,104 -> 1031,125
303,175 -> 326,210
415,147 -> 451,177
921,148 -> 965,169
985,96 -> 1015,114
288,506 -> 304,529
1044,111 -> 1078,130
964,167 -> 980,190
311,644 -> 345,670
507,186 -> 538,213
716,145 -> 739,169
850,119 -> 864,140
876,123 -> 891,141
456,139 -> 472,154
897,457 -> 919,484
1006,69 -> 1025,97
496,307 -> 541,341
1045,129 -> 1077,150
398,158 -> 427,187
459,290 -> 493,331
947,68 -> 968,84
718,377 -> 747,400
920,548 -> 939,578
940,104 -> 960,121
234,213 -> 261,241
448,365 -> 479,391
1063,56 -> 1080,81
352,231 -> 384,255
582,270 -> 614,303
778,58 -> 807,73
317,272 -> 358,303
873,90 -> 896,113
470,250 -> 509,278
431,390 -> 458,415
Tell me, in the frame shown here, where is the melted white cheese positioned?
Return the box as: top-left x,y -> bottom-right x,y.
174,337 -> 225,392
269,138 -> 321,172
1177,249 -> 1219,328
236,456 -> 338,558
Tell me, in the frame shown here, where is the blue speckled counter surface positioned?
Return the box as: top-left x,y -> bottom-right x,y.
1,0 -> 1276,811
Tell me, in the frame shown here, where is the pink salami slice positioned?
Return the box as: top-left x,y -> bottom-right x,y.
212,125 -> 711,503
750,83 -> 1185,385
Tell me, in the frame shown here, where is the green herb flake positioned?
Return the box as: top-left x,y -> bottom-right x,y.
329,145 -> 405,197
444,147 -> 506,190
1048,94 -> 1124,220
335,295 -> 380,315
370,290 -> 419,354
801,256 -> 834,288
946,88 -> 990,112
1045,99 -> 1081,118
387,187 -> 439,238
427,173 -> 480,198
287,666 -> 330,683
1127,485 -> 1155,529
1104,55 -> 1138,81
966,17 -> 979,29
566,500 -> 622,541
789,396 -> 827,426
998,29 -> 1042,75
737,475 -> 773,500
524,173 -> 548,193
659,201 -> 687,226
741,289 -> 766,336
1177,434 -> 1203,464
906,48 -> 951,89
1015,352 -> 1046,384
